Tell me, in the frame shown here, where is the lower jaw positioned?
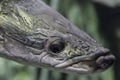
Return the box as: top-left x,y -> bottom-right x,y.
63,54 -> 115,74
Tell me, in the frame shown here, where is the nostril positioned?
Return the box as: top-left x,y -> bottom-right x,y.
96,55 -> 115,69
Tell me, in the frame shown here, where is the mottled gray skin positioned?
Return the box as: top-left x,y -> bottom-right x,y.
0,0 -> 115,74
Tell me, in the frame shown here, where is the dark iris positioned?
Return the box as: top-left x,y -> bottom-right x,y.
49,40 -> 65,53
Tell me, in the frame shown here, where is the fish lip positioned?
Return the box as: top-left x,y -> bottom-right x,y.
92,49 -> 115,71
55,48 -> 115,73
94,54 -> 115,71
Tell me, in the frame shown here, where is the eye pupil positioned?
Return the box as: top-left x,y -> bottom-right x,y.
49,41 -> 65,53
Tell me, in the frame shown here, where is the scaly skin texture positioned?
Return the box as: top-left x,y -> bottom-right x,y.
0,0 -> 115,74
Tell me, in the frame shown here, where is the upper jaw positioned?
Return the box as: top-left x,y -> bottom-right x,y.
54,48 -> 115,74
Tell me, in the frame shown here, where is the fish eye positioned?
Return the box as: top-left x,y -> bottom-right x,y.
49,39 -> 65,53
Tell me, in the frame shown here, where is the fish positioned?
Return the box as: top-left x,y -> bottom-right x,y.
0,0 -> 115,74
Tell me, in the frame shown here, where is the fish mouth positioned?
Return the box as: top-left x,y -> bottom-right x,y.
55,48 -> 115,74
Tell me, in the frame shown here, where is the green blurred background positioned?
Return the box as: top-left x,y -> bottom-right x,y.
0,0 -> 120,80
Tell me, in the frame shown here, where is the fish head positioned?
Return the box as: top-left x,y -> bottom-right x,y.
0,0 -> 115,74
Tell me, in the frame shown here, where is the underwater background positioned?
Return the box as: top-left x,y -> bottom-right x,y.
0,0 -> 119,80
